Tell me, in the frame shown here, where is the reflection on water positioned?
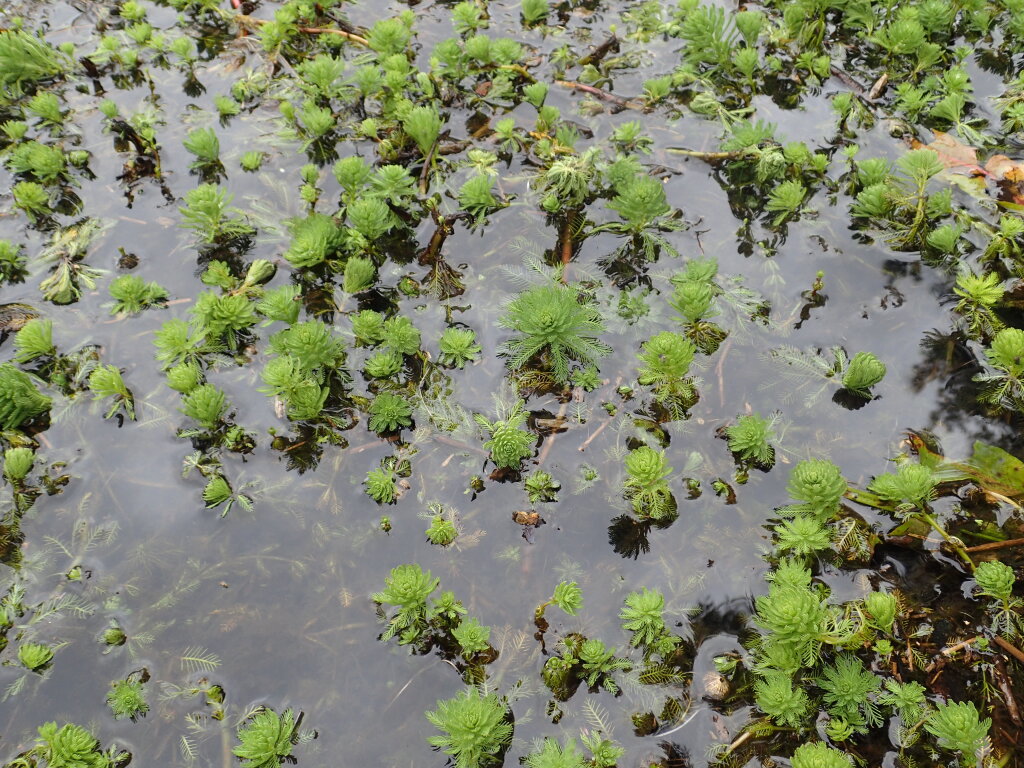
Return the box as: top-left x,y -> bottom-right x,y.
1,0 -> 1020,766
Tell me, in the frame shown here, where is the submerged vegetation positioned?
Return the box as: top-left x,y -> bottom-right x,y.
1,0 -> 1023,766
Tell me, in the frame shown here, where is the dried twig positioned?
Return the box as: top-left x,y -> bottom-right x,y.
966,537 -> 1024,554
994,636 -> 1024,665
555,80 -> 643,110
234,14 -> 369,46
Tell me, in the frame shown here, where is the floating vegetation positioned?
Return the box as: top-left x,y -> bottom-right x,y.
2,0 -> 1024,766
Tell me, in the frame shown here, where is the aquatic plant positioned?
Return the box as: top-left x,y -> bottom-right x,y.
106,676 -> 148,720
863,591 -> 898,632
754,670 -> 809,726
382,316 -> 421,356
765,179 -> 807,225
725,412 -> 776,468
352,310 -> 386,346
18,642 -> 54,671
373,563 -> 440,643
773,514 -> 831,557
619,587 -> 679,657
179,184 -> 252,244
26,722 -> 120,768
451,617 -> 490,657
976,327 -> 1024,411
577,638 -> 631,694
269,321 -> 345,373
524,470 -> 559,503
438,328 -> 482,369
478,417 -> 533,471
637,331 -> 697,406
0,30 -> 66,97
499,282 -> 609,385
233,708 -> 297,768
108,275 -> 168,315
840,352 -> 886,397
342,257 -> 376,294
426,515 -> 458,546
816,655 -> 881,732
403,105 -> 442,156
364,350 -> 403,379
534,581 -> 583,622
365,466 -> 399,504
622,446 -> 674,520
973,560 -> 1023,637
0,363 -> 51,430
785,459 -> 846,518
367,392 -> 413,434
425,688 -> 512,768
867,462 -> 937,512
790,743 -> 852,768
522,738 -> 584,768
4,446 -> 35,484
180,384 -> 229,429
878,679 -> 927,724
13,319 -> 56,363
924,700 -> 991,762
183,127 -> 221,172
256,285 -> 301,326
88,364 -> 135,420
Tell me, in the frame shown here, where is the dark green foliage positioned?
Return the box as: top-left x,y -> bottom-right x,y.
367,392 -> 413,434
499,282 -> 609,385
438,327 -> 481,368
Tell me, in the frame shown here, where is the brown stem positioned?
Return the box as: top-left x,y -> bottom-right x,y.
418,137 -> 438,195
666,147 -> 752,161
579,35 -> 619,67
234,14 -> 369,46
557,212 -> 575,283
994,636 -> 1024,665
966,537 -> 1024,554
555,80 -> 642,110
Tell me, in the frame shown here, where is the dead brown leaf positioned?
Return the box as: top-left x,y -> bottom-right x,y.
985,154 -> 1024,205
910,131 -> 982,173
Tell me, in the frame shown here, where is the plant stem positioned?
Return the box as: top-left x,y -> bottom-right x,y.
920,512 -> 975,570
